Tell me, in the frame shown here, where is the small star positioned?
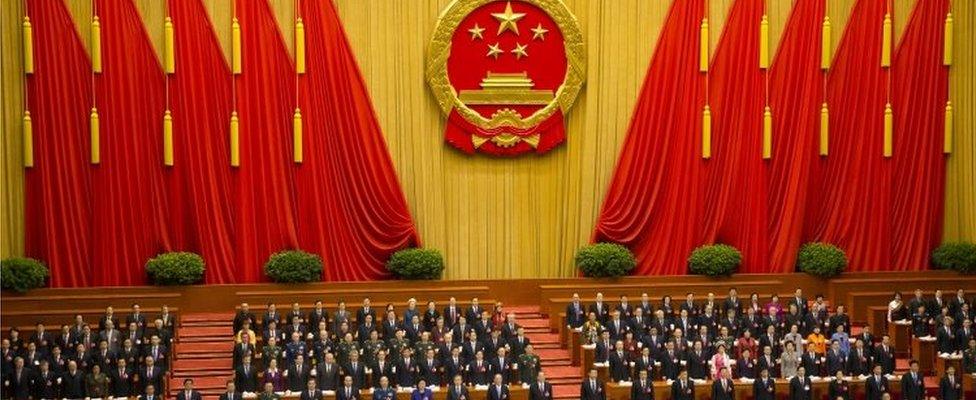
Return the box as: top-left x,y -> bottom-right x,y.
531,23 -> 548,40
491,1 -> 526,36
511,43 -> 528,59
487,42 -> 504,59
468,24 -> 485,40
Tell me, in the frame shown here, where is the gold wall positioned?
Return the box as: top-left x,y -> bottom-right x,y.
1,0 -> 972,279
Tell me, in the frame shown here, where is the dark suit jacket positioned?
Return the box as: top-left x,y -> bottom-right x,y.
940,376 -> 963,400
828,379 -> 851,400
6,368 -> 34,400
671,379 -> 694,400
32,369 -> 59,399
315,363 -> 340,391
789,376 -> 813,400
753,377 -> 776,400
487,384 -> 511,400
446,384 -> 470,400
300,389 -> 324,400
865,375 -> 889,400
900,372 -> 925,400
336,386 -> 360,400
712,378 -> 735,400
529,381 -> 553,400
139,366 -> 163,393
176,389 -> 204,400
60,371 -> 86,399
630,379 -> 654,400
219,391 -> 244,400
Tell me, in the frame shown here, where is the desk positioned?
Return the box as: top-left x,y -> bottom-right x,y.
581,345 -> 595,378
911,338 -> 936,375
888,322 -> 912,357
249,386 -> 527,400
603,377 -> 902,400
569,330 -> 581,366
964,373 -> 975,393
935,355 -> 963,378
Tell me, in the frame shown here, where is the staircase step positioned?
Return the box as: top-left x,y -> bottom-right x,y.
507,306 -> 541,314
519,319 -> 551,329
533,343 -> 561,350
180,326 -> 234,338
176,341 -> 232,354
168,375 -> 232,393
181,313 -> 236,323
173,358 -> 232,371
525,333 -> 560,344
536,349 -> 570,361
552,384 -> 579,399
542,365 -> 581,379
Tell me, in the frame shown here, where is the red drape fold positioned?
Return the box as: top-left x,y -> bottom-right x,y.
296,0 -> 420,281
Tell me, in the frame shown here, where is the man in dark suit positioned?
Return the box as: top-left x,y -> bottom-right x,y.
300,378 -> 322,400
566,294 -> 586,329
234,355 -> 259,393
307,301 -> 329,333
937,318 -> 957,354
5,357 -> 33,400
466,299 -> 484,324
594,332 -> 612,364
865,364 -> 889,400
343,350 -> 367,389
446,374 -> 469,400
110,358 -> 135,397
176,379 -> 203,400
138,384 -> 160,400
488,373 -> 511,400
315,353 -> 341,391
753,368 -> 776,400
219,380 -> 242,400
60,361 -> 86,399
370,349 -> 394,388
336,375 -> 359,400
589,293 -> 610,324
357,298 -> 376,328
234,303 -> 256,334
467,351 -> 491,386
443,347 -> 466,381
712,367 -> 735,400
31,360 -> 58,400
579,369 -> 606,400
900,360 -> 925,400
875,335 -> 896,374
789,367 -> 813,400
847,340 -> 871,376
607,341 -> 630,382
443,298 -> 462,328
395,347 -> 418,387
631,369 -> 654,400
488,348 -> 512,384
287,355 -> 312,392
671,369 -> 694,400
723,288 -> 742,315
940,366 -> 962,400
529,371 -> 553,400
634,346 -> 656,380
792,289 -> 809,316
659,341 -> 681,380
140,356 -> 164,394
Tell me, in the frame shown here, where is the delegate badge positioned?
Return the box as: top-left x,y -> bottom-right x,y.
426,0 -> 585,156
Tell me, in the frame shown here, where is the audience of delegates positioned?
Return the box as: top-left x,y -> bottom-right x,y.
1,304 -> 175,399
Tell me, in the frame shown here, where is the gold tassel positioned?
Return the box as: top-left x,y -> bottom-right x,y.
944,13 -> 953,66
295,18 -> 305,74
23,16 -> 33,74
164,17 -> 175,74
883,103 -> 893,157
821,16 -> 831,70
232,18 -> 241,74
90,107 -> 100,164
763,106 -> 772,159
23,111 -> 33,168
944,101 -> 953,154
702,105 -> 712,159
163,110 -> 174,166
230,111 -> 240,167
820,102 -> 829,156
881,13 -> 892,67
700,18 -> 710,72
92,16 -> 102,73
760,14 -> 770,69
293,108 -> 303,163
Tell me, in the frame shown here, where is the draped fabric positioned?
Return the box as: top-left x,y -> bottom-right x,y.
597,0 -> 948,273
22,0 -> 418,286
592,0 -> 706,275
296,0 -> 420,281
23,0 -> 93,287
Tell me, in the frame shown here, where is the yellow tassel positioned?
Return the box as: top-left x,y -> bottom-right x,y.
702,105 -> 712,159
820,102 -> 829,156
881,13 -> 892,68
92,16 -> 102,73
700,18 -> 710,72
760,14 -> 770,69
944,101 -> 953,154
944,13 -> 953,66
230,111 -> 240,167
163,110 -> 174,166
883,103 -> 893,157
821,16 -> 832,70
90,107 -> 100,164
293,108 -> 303,163
295,18 -> 305,74
23,111 -> 34,168
23,16 -> 34,74
763,106 -> 772,159
164,17 -> 175,74
232,18 -> 241,75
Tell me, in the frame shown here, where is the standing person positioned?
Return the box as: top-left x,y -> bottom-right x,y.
530,371 -> 554,400
219,380 -> 242,400
753,368 -> 776,400
579,369 -> 605,400
447,374 -> 470,400
487,374 -> 510,400
372,376 -> 396,400
299,379 -> 322,400
828,370 -> 850,400
900,360 -> 925,400
939,365 -> 962,400
711,367 -> 735,400
865,364 -> 890,400
671,369 -> 694,400
789,367 -> 813,400
176,379 -> 203,400
631,369 -> 654,400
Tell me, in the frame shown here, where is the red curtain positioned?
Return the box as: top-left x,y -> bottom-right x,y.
23,0 -> 419,286
889,0 -> 949,269
24,0 -> 93,287
593,0 -> 706,275
597,0 -> 946,273
296,0 -> 420,281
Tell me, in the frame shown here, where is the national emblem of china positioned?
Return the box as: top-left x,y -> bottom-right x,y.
426,0 -> 585,156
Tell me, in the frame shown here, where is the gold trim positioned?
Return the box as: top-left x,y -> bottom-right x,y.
426,0 -> 586,130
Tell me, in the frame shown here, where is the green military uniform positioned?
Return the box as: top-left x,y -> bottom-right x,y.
518,353 -> 541,384
262,344 -> 283,368
414,340 -> 436,358
964,348 -> 976,374
363,339 -> 387,365
258,391 -> 281,400
388,337 -> 412,362
337,340 -> 360,366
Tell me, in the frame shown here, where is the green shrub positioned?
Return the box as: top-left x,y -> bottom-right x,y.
145,252 -> 205,285
575,243 -> 636,278
931,242 -> 976,274
386,248 -> 444,280
688,244 -> 741,276
264,250 -> 323,283
1,257 -> 49,292
797,242 -> 848,278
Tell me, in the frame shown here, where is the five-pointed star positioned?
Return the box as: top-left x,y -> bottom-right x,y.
468,23 -> 485,40
491,2 -> 526,36
511,42 -> 528,59
531,23 -> 548,40
486,42 -> 504,59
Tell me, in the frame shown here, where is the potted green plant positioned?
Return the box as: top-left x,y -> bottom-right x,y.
796,242 -> 847,278
931,242 -> 976,274
386,248 -> 444,280
1,257 -> 49,292
145,252 -> 205,285
264,250 -> 323,283
575,243 -> 636,278
688,244 -> 741,276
